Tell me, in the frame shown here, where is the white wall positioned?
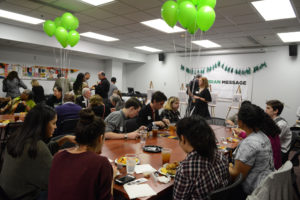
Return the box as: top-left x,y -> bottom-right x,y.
124,46 -> 300,125
0,46 -> 105,95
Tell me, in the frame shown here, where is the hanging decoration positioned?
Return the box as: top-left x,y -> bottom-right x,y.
161,0 -> 216,34
43,12 -> 80,48
180,61 -> 267,75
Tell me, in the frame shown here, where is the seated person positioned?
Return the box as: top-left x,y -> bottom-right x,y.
226,100 -> 251,126
54,93 -> 82,137
265,100 -> 292,164
46,86 -> 63,108
32,85 -> 46,104
105,97 -> 145,140
109,95 -> 123,112
76,88 -> 91,108
48,109 -> 116,200
0,89 -> 35,114
160,96 -> 181,123
89,94 -> 110,119
173,116 -> 229,199
0,105 -> 75,200
137,91 -> 170,130
229,103 -> 274,196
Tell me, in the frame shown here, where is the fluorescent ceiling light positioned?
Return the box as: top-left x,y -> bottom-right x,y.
80,32 -> 119,42
277,31 -> 300,42
0,9 -> 44,24
192,40 -> 221,48
251,0 -> 296,21
141,19 -> 185,33
80,0 -> 115,6
134,46 -> 162,52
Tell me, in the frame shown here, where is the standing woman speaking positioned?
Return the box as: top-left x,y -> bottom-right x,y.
2,71 -> 27,99
192,77 -> 212,119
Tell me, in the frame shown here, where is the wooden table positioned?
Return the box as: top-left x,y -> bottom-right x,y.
102,125 -> 240,200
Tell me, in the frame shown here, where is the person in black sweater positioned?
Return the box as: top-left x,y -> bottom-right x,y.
95,71 -> 110,101
137,91 -> 170,130
192,77 -> 212,119
46,86 -> 63,108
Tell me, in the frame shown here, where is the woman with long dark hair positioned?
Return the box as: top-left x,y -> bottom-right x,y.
73,73 -> 88,96
32,85 -> 46,104
229,103 -> 274,196
0,105 -> 75,200
2,71 -> 27,98
48,109 -> 116,200
173,116 -> 229,200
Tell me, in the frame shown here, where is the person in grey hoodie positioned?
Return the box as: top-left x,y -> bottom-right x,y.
2,71 -> 27,98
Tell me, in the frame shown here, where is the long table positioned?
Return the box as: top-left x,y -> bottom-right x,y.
102,125 -> 240,200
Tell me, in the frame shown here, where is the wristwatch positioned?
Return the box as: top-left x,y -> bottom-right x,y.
124,133 -> 128,140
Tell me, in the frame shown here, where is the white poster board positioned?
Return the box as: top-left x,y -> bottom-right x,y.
232,94 -> 242,107
147,89 -> 155,104
209,92 -> 218,106
178,90 -> 188,103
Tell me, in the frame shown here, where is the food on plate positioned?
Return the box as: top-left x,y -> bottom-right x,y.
116,157 -> 139,165
226,137 -> 239,143
160,161 -> 179,176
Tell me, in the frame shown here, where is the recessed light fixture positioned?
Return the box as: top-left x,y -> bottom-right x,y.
192,40 -> 221,48
134,46 -> 162,52
141,19 -> 185,33
0,9 -> 44,24
251,0 -> 296,21
80,0 -> 115,6
278,31 -> 300,42
80,32 -> 119,42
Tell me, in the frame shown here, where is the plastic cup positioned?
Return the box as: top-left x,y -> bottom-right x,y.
161,148 -> 172,165
126,154 -> 137,174
169,124 -> 176,136
152,126 -> 158,137
140,130 -> 147,146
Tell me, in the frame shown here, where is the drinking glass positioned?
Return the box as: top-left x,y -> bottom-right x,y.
161,148 -> 172,165
140,130 -> 147,146
152,126 -> 158,137
169,124 -> 176,136
126,154 -> 137,174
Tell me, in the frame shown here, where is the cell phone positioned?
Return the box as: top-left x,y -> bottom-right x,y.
115,175 -> 136,185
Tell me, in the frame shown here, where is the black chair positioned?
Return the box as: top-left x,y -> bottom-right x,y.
208,173 -> 244,200
0,185 -> 10,200
290,150 -> 300,199
125,118 -> 139,133
61,118 -> 79,135
290,127 -> 300,151
206,117 -> 226,126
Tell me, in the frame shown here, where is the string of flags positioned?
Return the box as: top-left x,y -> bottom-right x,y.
181,61 -> 267,75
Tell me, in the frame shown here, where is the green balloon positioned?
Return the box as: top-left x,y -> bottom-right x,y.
43,20 -> 56,37
67,30 -> 80,47
59,40 -> 68,48
61,12 -> 75,30
198,0 -> 216,8
187,19 -> 198,34
161,1 -> 178,28
55,26 -> 68,48
178,1 -> 197,29
70,16 -> 79,30
197,6 -> 215,31
178,0 -> 198,6
54,17 -> 61,27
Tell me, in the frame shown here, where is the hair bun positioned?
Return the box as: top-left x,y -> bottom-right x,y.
79,109 -> 95,124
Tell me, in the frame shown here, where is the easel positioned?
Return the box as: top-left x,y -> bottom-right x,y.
208,85 -> 216,117
178,83 -> 188,118
226,85 -> 242,119
146,81 -> 155,104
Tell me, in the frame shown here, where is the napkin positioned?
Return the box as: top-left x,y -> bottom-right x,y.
134,164 -> 156,174
157,176 -> 171,184
124,183 -> 157,199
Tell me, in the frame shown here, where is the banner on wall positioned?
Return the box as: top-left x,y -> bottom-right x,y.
206,68 -> 250,99
0,62 -> 79,80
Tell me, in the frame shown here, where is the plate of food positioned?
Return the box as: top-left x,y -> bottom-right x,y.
158,162 -> 179,177
115,156 -> 140,166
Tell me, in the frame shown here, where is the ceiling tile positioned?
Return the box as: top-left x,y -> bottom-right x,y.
37,5 -> 64,16
120,0 -> 162,10
218,3 -> 256,17
104,16 -> 135,26
124,11 -> 154,22
101,2 -> 139,15
80,8 -> 115,19
0,1 -> 31,12
51,0 -> 91,12
232,14 -> 263,25
9,0 -> 43,9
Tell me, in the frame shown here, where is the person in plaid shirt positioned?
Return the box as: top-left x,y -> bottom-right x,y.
173,116 -> 230,200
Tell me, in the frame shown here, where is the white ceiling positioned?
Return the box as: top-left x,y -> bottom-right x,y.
0,0 -> 300,54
